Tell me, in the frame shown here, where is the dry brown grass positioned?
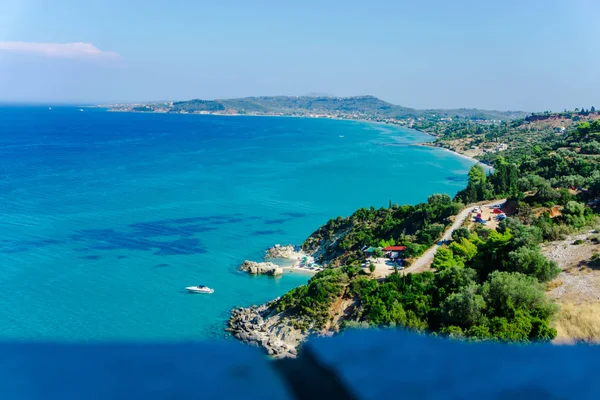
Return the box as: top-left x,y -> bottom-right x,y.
553,302 -> 600,344
546,278 -> 564,291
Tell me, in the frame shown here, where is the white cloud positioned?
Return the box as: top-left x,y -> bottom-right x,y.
0,41 -> 120,61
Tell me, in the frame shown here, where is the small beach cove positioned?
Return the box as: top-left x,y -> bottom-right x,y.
0,107 -> 479,342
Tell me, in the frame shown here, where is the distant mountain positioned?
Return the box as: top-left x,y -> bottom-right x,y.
110,95 -> 528,121
304,92 -> 335,98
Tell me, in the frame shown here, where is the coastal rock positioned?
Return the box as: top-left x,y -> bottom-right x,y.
227,301 -> 308,359
265,244 -> 296,259
239,260 -> 283,276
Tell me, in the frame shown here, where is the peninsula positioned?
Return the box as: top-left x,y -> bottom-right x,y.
228,117 -> 600,357
106,95 -> 527,129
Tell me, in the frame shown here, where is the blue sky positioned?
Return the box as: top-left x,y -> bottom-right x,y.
0,0 -> 598,111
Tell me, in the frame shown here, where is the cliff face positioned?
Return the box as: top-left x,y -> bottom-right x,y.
301,216 -> 354,266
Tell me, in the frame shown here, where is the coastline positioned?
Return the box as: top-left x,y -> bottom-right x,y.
105,107 -> 420,133
239,245 -> 322,277
419,142 -> 493,169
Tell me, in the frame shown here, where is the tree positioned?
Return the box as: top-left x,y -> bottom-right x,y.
456,164 -> 492,203
372,248 -> 384,258
471,229 -> 513,279
535,182 -> 560,203
506,246 -> 561,282
562,201 -> 585,227
432,247 -> 463,270
451,227 -> 471,242
418,223 -> 445,245
498,218 -> 542,249
482,271 -> 555,319
434,265 -> 478,304
449,238 -> 478,262
428,193 -> 452,206
368,263 -> 376,273
441,284 -> 486,328
469,164 -> 487,185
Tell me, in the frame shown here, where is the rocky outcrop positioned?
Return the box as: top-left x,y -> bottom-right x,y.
302,223 -> 353,266
265,244 -> 297,259
227,301 -> 307,358
239,261 -> 283,276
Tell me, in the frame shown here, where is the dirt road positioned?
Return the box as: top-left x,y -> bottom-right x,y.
404,199 -> 506,274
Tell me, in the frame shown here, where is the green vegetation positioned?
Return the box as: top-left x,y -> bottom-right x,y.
277,220 -> 559,342
302,194 -> 463,265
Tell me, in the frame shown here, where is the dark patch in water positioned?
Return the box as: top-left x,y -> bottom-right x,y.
79,255 -> 100,260
71,227 -> 208,256
153,263 -> 169,268
264,218 -> 290,225
253,229 -> 285,236
153,238 -> 206,256
116,255 -> 127,259
0,238 -> 63,254
446,176 -> 466,182
281,212 -> 306,218
127,214 -> 246,229
128,222 -> 216,238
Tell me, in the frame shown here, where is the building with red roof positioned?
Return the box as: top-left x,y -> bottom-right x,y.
382,246 -> 406,251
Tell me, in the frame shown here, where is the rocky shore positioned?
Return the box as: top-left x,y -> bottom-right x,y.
239,260 -> 283,276
264,244 -> 297,259
227,301 -> 307,358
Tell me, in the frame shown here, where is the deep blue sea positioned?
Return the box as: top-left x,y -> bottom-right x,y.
0,106 -> 476,342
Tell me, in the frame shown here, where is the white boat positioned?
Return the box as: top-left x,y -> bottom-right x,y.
186,285 -> 214,294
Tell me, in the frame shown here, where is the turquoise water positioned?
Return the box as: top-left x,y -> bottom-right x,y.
0,107 -> 476,341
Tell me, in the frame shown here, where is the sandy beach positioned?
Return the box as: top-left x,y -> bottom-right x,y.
266,244 -> 323,274
419,143 -> 493,170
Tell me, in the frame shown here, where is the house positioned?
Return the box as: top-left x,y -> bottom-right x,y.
383,245 -> 406,259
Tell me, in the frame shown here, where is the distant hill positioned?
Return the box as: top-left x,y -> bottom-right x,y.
109,95 -> 528,121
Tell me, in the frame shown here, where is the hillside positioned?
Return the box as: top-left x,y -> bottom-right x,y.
425,109 -> 600,163
229,119 -> 600,357
108,95 -> 528,122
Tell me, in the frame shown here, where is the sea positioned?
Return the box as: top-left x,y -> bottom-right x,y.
0,106 -> 476,342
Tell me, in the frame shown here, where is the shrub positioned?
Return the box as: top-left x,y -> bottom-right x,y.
452,227 -> 471,242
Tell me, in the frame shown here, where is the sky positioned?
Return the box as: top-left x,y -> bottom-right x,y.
0,0 -> 599,111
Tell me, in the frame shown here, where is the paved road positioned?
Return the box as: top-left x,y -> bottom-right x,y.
404,199 -> 506,274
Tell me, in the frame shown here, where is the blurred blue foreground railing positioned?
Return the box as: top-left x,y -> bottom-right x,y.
0,330 -> 597,399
